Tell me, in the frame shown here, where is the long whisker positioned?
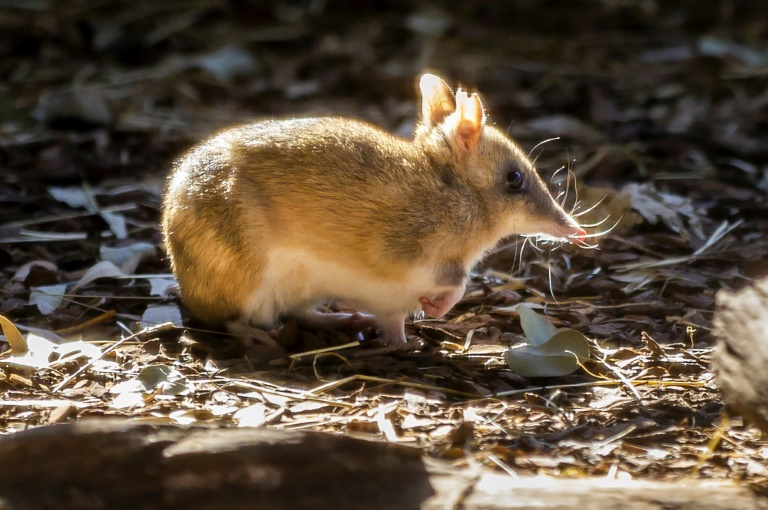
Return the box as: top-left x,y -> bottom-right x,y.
584,217 -> 623,237
528,137 -> 560,158
559,160 -> 579,212
578,215 -> 613,228
511,236 -> 521,274
553,216 -> 621,251
550,166 -> 565,186
549,167 -> 571,209
572,194 -> 608,218
517,236 -> 530,274
562,175 -> 572,210
548,250 -> 559,305
527,236 -> 546,254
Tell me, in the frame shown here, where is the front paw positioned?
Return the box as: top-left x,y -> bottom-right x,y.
418,286 -> 464,318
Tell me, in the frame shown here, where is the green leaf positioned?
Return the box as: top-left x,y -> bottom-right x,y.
518,303 -> 557,346
538,329 -> 591,359
504,329 -> 590,377
138,365 -> 190,396
138,365 -> 174,389
505,304 -> 591,377
505,349 -> 578,377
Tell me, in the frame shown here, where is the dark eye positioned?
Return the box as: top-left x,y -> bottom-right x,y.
505,170 -> 523,191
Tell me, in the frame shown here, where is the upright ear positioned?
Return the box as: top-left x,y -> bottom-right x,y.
419,73 -> 455,129
454,89 -> 485,152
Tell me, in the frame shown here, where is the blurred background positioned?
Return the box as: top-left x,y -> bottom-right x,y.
3,1 -> 767,184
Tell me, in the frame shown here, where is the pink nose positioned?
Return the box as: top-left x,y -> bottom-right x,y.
556,223 -> 588,245
570,226 -> 588,245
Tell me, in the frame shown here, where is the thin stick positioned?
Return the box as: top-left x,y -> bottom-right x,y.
492,378 -> 706,398
309,374 -> 480,398
54,310 -> 116,336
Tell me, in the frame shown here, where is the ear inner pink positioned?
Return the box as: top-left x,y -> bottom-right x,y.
455,90 -> 485,150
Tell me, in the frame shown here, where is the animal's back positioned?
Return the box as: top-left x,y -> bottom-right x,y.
162,117 -> 432,326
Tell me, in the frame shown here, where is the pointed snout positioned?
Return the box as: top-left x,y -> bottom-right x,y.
553,217 -> 588,245
530,187 -> 588,245
502,172 -> 590,245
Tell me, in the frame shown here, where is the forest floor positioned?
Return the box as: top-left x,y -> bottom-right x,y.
1,0 -> 767,493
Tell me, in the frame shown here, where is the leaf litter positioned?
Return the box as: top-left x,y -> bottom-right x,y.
504,304 -> 590,378
0,0 -> 767,493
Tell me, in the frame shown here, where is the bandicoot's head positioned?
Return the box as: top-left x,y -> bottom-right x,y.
413,73 -> 586,244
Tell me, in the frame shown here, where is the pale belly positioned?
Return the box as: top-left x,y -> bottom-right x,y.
240,247 -> 460,324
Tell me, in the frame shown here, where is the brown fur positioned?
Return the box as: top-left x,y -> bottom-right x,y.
162,74 -> 583,342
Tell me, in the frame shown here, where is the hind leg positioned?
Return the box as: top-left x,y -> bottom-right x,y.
292,309 -> 408,346
225,320 -> 281,349
225,288 -> 284,349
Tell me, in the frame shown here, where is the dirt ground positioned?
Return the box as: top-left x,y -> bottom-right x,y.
1,0 -> 767,494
